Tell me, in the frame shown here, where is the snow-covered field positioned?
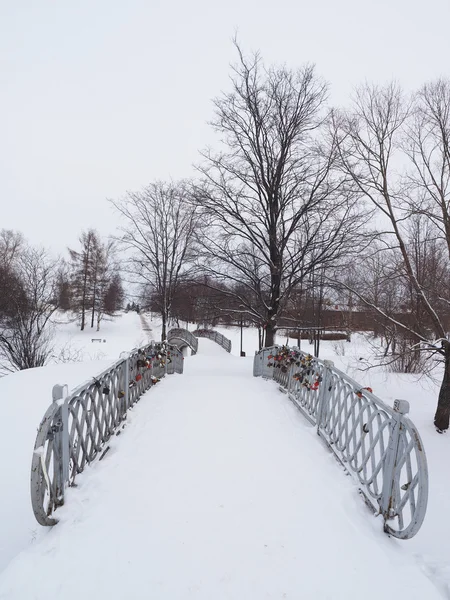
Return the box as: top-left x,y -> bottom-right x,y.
50,310 -> 150,362
0,314 -> 449,598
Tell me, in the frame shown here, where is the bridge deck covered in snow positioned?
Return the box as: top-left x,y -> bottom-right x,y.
0,339 -> 441,599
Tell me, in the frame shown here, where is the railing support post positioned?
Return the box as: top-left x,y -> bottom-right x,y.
119,351 -> 130,414
124,354 -> 130,411
315,360 -> 334,432
52,384 -> 69,506
287,364 -> 294,394
381,399 -> 409,523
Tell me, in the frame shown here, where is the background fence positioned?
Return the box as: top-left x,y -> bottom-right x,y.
31,342 -> 183,526
193,329 -> 232,353
254,346 -> 429,540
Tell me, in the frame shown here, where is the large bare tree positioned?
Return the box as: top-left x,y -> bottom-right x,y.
193,45 -> 366,347
334,80 -> 450,432
111,181 -> 198,340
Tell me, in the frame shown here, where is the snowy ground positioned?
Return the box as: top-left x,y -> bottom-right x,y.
0,315 -> 449,597
50,310 -> 150,363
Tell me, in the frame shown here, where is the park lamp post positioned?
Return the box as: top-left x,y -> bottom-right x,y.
239,311 -> 245,357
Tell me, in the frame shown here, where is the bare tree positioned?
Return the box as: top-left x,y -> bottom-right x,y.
334,80 -> 450,431
0,229 -> 24,267
193,44 -> 366,347
404,79 -> 450,260
0,247 -> 57,373
111,181 -> 198,340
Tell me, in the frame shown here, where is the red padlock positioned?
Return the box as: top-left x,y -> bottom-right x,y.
136,374 -> 142,382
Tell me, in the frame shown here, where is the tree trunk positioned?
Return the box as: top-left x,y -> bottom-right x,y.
161,312 -> 167,342
434,341 -> 450,432
258,326 -> 263,351
91,299 -> 95,328
91,280 -> 97,328
265,320 -> 276,347
80,281 -> 86,331
80,248 -> 91,332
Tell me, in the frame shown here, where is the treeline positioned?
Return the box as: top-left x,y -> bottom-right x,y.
0,228 -> 123,374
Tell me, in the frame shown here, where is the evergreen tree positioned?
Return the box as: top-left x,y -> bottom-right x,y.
69,230 -> 99,331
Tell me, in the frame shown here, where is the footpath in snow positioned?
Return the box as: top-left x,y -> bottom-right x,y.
0,339 -> 442,599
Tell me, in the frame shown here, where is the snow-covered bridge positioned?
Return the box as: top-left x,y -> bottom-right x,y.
0,337 -> 440,600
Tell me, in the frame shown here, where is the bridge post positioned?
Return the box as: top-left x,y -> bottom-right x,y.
381,399 -> 409,523
125,354 -> 130,411
316,360 -> 334,432
287,364 -> 294,394
119,352 -> 130,413
51,384 -> 69,506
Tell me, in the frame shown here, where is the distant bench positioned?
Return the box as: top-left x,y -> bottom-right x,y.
91,339 -> 106,343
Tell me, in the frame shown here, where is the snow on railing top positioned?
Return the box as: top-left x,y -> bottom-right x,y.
193,329 -> 232,353
31,341 -> 184,526
253,345 -> 429,540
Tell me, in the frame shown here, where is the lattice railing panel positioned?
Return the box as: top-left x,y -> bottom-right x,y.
31,341 -> 182,526
167,328 -> 198,355
289,359 -> 326,423
321,371 -> 391,502
253,346 -> 429,540
193,329 -> 232,353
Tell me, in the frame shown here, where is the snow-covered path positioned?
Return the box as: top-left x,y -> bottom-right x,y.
0,340 -> 442,599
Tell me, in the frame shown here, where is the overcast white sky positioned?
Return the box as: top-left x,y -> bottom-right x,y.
1,0 -> 449,255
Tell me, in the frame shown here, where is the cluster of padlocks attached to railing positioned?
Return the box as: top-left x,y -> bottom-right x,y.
254,345 -> 429,540
31,341 -> 183,526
